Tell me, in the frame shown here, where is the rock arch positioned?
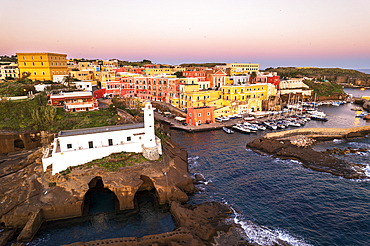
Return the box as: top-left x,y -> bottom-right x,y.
134,175 -> 159,209
14,139 -> 25,149
81,176 -> 119,215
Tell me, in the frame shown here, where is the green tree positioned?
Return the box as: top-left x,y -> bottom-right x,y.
250,71 -> 257,83
174,71 -> 185,78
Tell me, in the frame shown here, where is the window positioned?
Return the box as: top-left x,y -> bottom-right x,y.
40,56 -> 43,60
207,112 -> 210,116
32,62 -> 35,66
88,141 -> 93,148
31,56 -> 34,60
33,71 -> 36,75
108,139 -> 113,146
189,113 -> 192,117
42,71 -> 45,75
51,56 -> 53,60
24,62 -> 26,66
127,136 -> 131,141
67,144 -> 72,149
198,113 -> 201,117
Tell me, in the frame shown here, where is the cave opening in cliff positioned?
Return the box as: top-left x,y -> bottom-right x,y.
134,175 -> 160,212
14,139 -> 25,149
82,176 -> 119,215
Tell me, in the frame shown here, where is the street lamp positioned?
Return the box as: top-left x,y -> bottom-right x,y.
360,88 -> 365,98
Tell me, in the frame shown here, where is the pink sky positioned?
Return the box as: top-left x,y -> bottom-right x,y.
1,0 -> 369,69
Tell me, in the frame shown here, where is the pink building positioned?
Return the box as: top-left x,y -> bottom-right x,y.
207,69 -> 227,88
106,76 -> 179,103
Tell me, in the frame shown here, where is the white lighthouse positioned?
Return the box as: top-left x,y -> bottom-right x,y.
143,101 -> 157,148
142,101 -> 160,160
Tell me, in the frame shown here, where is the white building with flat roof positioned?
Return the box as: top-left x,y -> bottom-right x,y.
42,101 -> 161,174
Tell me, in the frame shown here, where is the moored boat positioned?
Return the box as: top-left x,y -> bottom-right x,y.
232,124 -> 250,133
222,126 -> 234,134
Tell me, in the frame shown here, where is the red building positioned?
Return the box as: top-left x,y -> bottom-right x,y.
48,91 -> 98,112
253,75 -> 280,89
93,88 -> 106,99
182,69 -> 207,82
186,107 -> 215,126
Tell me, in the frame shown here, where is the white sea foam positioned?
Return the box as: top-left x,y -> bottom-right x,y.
333,139 -> 344,143
361,164 -> 370,178
29,233 -> 51,245
188,155 -> 200,167
223,201 -> 312,246
348,142 -> 370,149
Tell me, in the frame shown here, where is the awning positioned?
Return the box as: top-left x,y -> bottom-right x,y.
175,116 -> 186,121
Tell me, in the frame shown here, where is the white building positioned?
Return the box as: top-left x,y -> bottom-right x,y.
42,101 -> 161,174
74,81 -> 93,91
279,78 -> 312,97
230,75 -> 250,85
0,63 -> 19,80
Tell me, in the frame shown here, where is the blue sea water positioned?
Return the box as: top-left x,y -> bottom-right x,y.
20,90 -> 370,245
356,69 -> 370,75
171,101 -> 370,246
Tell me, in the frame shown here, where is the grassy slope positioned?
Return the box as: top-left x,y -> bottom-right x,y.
0,96 -> 117,132
303,80 -> 345,97
265,67 -> 370,81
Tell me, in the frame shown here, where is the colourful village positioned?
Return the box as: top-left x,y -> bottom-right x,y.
1,52 -> 320,128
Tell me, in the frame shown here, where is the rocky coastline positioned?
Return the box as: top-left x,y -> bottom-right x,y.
247,126 -> 370,179
0,132 -> 252,246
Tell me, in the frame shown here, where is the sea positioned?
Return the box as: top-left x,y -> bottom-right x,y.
356,69 -> 370,75
20,88 -> 370,246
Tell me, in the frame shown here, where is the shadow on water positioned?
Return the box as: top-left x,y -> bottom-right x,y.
15,176 -> 176,246
82,176 -> 119,215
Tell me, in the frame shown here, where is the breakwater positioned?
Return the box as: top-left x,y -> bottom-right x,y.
264,125 -> 370,140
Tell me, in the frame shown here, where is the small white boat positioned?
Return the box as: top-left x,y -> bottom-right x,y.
222,127 -> 234,134
308,110 -> 326,117
252,123 -> 266,131
232,124 -> 250,133
310,114 -> 328,121
215,117 -> 223,122
332,102 -> 340,106
244,116 -> 255,121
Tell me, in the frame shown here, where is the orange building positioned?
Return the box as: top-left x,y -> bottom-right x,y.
186,107 -> 215,126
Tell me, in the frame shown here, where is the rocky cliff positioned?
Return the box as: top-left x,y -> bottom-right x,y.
0,138 -> 194,230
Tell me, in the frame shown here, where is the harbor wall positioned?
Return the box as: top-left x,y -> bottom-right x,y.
265,126 -> 370,140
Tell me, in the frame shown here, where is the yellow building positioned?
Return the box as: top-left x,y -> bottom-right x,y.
221,83 -> 276,113
17,52 -> 67,81
177,84 -> 221,109
144,68 -> 173,76
69,70 -> 95,81
226,63 -> 259,76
